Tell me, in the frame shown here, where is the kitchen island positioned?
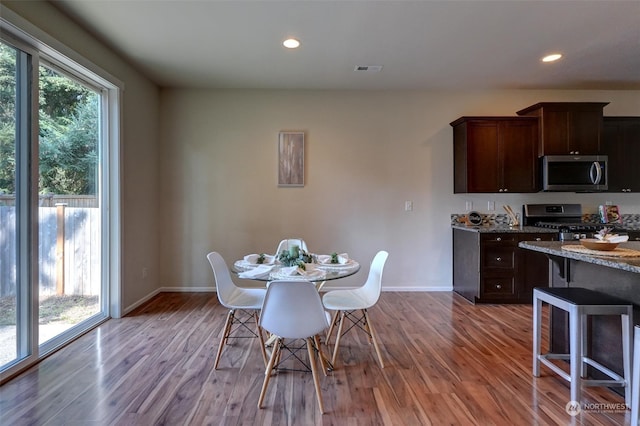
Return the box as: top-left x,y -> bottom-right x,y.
519,240 -> 640,393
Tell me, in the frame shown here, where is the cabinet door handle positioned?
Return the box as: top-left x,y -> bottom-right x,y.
535,237 -> 541,241
496,237 -> 502,241
496,284 -> 502,290
496,257 -> 502,261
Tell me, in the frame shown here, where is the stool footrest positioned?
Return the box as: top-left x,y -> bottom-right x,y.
539,353 -> 627,386
583,357 -> 626,384
538,355 -> 571,382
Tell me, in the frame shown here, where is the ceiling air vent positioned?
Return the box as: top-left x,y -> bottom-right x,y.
354,65 -> 383,72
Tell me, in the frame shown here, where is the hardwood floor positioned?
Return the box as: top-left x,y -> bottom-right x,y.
0,291 -> 632,425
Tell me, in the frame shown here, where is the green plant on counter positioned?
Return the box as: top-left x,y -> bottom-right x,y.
257,253 -> 266,264
330,252 -> 339,264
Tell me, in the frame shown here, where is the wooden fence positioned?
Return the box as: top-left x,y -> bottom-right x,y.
0,194 -> 98,208
0,204 -> 101,297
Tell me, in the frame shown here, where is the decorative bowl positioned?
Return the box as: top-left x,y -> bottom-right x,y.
580,238 -> 619,251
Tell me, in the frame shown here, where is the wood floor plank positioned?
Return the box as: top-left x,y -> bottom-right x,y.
0,291 -> 631,425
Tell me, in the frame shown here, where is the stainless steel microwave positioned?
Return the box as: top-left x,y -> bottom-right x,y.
541,155 -> 608,192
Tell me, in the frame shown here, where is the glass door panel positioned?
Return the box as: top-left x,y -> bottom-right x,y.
38,64 -> 101,344
0,42 -> 18,368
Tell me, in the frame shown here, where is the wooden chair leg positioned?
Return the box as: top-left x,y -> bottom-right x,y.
307,337 -> 325,414
314,335 -> 328,376
214,309 -> 234,369
258,338 -> 281,409
254,312 -> 268,368
331,311 -> 346,365
326,311 -> 339,342
363,309 -> 384,368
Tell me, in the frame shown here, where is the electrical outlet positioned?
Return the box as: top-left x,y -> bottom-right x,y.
605,200 -> 613,206
488,201 -> 495,211
465,201 -> 473,211
142,267 -> 148,279
404,201 -> 413,211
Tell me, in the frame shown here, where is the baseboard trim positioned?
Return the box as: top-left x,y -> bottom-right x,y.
123,285 -> 452,315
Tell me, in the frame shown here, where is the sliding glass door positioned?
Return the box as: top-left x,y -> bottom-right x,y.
0,32 -> 117,377
0,41 -> 20,368
37,62 -> 104,348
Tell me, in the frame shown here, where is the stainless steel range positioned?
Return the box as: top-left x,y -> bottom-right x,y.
522,203 -> 630,241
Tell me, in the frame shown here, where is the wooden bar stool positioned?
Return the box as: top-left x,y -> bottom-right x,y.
632,325 -> 640,426
533,287 -> 633,407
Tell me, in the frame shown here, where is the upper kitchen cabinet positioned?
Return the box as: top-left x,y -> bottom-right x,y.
451,117 -> 539,193
602,117 -> 640,192
516,102 -> 609,156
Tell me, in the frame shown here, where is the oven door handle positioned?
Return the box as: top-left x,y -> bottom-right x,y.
589,161 -> 602,184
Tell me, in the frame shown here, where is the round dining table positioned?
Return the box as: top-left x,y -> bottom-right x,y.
232,258 -> 360,291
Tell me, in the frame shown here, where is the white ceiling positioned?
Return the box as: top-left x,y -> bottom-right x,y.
51,0 -> 640,90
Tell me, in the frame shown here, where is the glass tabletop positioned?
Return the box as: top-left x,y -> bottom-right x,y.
232,260 -> 360,282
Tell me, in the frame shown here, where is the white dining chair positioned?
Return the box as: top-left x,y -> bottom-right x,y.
322,250 -> 388,368
257,280 -> 331,414
206,252 -> 267,369
275,238 -> 309,255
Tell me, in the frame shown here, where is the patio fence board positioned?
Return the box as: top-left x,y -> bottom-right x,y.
0,205 -> 100,297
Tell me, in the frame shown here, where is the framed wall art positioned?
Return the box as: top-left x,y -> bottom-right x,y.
278,131 -> 304,187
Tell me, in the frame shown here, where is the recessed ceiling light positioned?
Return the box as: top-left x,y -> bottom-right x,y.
542,53 -> 563,62
283,38 -> 300,49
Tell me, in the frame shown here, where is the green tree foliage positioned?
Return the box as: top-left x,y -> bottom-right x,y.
0,43 -> 16,194
0,41 -> 99,196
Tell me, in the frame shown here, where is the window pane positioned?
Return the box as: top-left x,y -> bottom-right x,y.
0,42 -> 18,368
38,64 -> 101,344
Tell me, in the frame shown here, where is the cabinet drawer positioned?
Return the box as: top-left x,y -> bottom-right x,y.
481,276 -> 516,298
481,234 -> 517,244
482,247 -> 515,269
518,233 -> 555,243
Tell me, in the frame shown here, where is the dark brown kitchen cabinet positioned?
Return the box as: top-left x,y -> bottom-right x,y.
452,229 -> 555,304
602,117 -> 640,192
451,117 -> 539,193
516,102 -> 609,156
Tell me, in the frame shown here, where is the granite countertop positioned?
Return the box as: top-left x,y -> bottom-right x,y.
519,241 -> 640,274
452,224 -> 558,234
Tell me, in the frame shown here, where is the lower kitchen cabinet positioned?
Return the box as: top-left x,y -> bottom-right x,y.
452,228 -> 555,304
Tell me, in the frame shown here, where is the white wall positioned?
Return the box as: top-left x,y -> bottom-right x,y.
159,89 -> 640,291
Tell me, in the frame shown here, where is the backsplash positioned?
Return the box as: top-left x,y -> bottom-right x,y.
583,214 -> 640,228
451,213 -> 512,226
451,213 -> 640,228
